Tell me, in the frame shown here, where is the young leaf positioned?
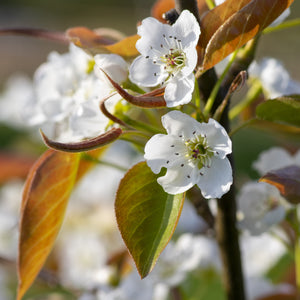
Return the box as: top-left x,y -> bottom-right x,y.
200,0 -> 294,70
17,150 -> 80,300
115,162 -> 185,278
259,165 -> 300,205
256,96 -> 300,128
66,26 -> 139,58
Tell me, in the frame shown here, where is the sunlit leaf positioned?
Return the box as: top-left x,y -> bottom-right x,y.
199,0 -> 251,50
115,162 -> 185,278
151,0 -> 208,22
260,166 -> 300,204
17,150 -> 80,300
105,35 -> 140,58
66,27 -> 139,57
200,0 -> 294,70
256,96 -> 300,128
0,152 -> 36,184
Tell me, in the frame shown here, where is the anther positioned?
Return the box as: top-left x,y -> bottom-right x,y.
181,164 -> 184,167
175,153 -> 179,155
187,175 -> 191,178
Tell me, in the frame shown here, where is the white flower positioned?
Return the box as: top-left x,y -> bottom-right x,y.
56,230 -> 112,289
22,44 -> 128,142
249,58 -> 300,98
144,111 -> 232,198
237,182 -> 286,235
253,147 -> 300,175
241,232 -> 287,277
129,10 -> 200,107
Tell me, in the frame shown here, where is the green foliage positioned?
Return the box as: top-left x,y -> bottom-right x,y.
180,268 -> 225,300
115,161 -> 185,278
256,96 -> 300,127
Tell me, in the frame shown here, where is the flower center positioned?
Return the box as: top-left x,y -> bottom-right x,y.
160,49 -> 186,74
185,135 -> 214,169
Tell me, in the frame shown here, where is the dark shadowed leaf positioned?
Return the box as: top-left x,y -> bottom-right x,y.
115,162 -> 185,278
151,0 -> 208,22
17,150 -> 80,300
256,96 -> 300,128
260,165 -> 300,204
200,0 -> 294,70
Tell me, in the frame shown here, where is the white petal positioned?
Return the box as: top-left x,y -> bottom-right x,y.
144,134 -> 186,174
161,110 -> 200,139
253,147 -> 293,175
94,54 -> 128,84
181,47 -> 198,77
172,10 -> 200,47
164,74 -> 195,107
136,17 -> 172,56
196,157 -> 232,199
129,56 -> 166,87
157,164 -> 198,195
69,101 -> 109,139
203,118 -> 232,158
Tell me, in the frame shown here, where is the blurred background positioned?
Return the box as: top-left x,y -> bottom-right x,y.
0,0 -> 300,82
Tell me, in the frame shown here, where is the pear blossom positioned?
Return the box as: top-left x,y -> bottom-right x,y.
144,111 -> 232,198
249,58 -> 300,98
253,147 -> 300,175
237,182 -> 286,235
129,10 -> 200,107
22,44 -> 128,142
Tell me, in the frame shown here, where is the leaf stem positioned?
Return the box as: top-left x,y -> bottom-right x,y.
203,50 -> 238,117
263,18 -> 300,34
205,0 -> 216,9
81,153 -> 128,172
229,80 -> 263,120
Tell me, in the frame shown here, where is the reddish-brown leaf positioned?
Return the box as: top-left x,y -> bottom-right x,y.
201,0 -> 294,70
40,127 -> 123,152
259,165 -> 300,204
199,0 -> 251,50
256,293 -> 296,300
17,150 -> 80,300
151,0 -> 209,22
66,27 -> 139,58
0,152 -> 36,184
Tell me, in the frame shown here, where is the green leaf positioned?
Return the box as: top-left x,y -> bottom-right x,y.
115,161 -> 185,278
256,96 -> 300,127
